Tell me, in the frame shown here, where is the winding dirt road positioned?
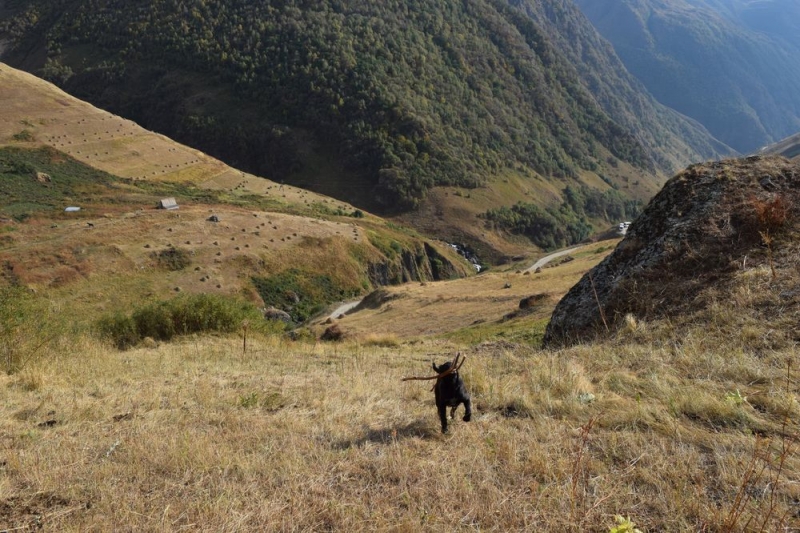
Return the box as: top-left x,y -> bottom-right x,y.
525,246 -> 583,273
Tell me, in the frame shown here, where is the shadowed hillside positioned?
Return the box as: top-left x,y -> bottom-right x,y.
576,0 -> 800,153
1,0 -> 726,218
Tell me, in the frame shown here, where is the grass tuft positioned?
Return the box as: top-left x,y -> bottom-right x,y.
359,332 -> 401,347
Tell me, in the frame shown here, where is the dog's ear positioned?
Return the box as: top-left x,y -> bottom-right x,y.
432,362 -> 438,373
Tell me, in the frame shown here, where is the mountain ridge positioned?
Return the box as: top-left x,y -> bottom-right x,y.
576,0 -> 800,153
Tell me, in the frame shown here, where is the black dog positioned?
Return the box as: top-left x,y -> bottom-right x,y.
432,359 -> 472,433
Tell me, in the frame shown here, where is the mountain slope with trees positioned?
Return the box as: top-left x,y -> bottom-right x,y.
1,0 -> 725,220
575,0 -> 800,153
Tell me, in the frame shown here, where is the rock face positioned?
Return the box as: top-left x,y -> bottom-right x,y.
544,156 -> 800,347
367,241 -> 463,286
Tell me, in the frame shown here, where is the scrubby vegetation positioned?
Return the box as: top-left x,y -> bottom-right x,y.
483,185 -> 642,249
97,293 -> 273,349
0,146 -> 219,219
252,268 -> 361,323
151,247 -> 192,271
0,146 -> 119,220
0,285 -> 65,374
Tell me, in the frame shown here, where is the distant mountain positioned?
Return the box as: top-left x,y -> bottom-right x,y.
1,0 -> 725,223
692,0 -> 800,47
575,0 -> 800,153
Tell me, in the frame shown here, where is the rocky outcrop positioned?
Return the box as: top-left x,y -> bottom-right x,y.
367,241 -> 465,286
320,323 -> 344,341
424,242 -> 462,280
544,156 -> 800,347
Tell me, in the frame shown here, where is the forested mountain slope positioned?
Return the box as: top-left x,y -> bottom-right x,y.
687,0 -> 800,48
576,0 -> 800,153
1,0 -> 725,218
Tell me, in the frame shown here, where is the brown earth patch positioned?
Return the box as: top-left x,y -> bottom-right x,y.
0,492 -> 79,530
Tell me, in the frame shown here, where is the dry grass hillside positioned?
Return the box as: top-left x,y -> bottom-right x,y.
1,63 -> 799,532
315,242 -> 616,344
0,63 -> 475,320
1,202 -> 371,317
1,307 -> 798,531
0,63 -> 340,208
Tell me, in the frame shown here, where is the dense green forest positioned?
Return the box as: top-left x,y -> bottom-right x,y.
2,0 -> 724,211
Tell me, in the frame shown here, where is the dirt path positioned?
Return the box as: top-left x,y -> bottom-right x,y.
328,300 -> 362,320
525,246 -> 583,273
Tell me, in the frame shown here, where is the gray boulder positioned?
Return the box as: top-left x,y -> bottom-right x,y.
544,156 -> 800,347
263,307 -> 293,325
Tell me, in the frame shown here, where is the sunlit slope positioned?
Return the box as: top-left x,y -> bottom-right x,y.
0,63 -> 347,209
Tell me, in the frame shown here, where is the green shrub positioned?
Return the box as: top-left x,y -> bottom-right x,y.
367,232 -> 403,259
252,269 -> 359,323
98,293 -> 273,349
167,293 -> 248,335
97,312 -> 139,350
12,129 -> 35,142
132,303 -> 177,341
152,247 -> 191,271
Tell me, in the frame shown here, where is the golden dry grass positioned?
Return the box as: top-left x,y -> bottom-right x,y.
0,204 -> 377,318
0,63 -> 354,213
1,320 -> 797,531
2,62 -> 799,533
327,242 -> 614,340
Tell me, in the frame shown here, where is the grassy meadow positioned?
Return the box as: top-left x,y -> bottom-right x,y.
2,263 -> 798,532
